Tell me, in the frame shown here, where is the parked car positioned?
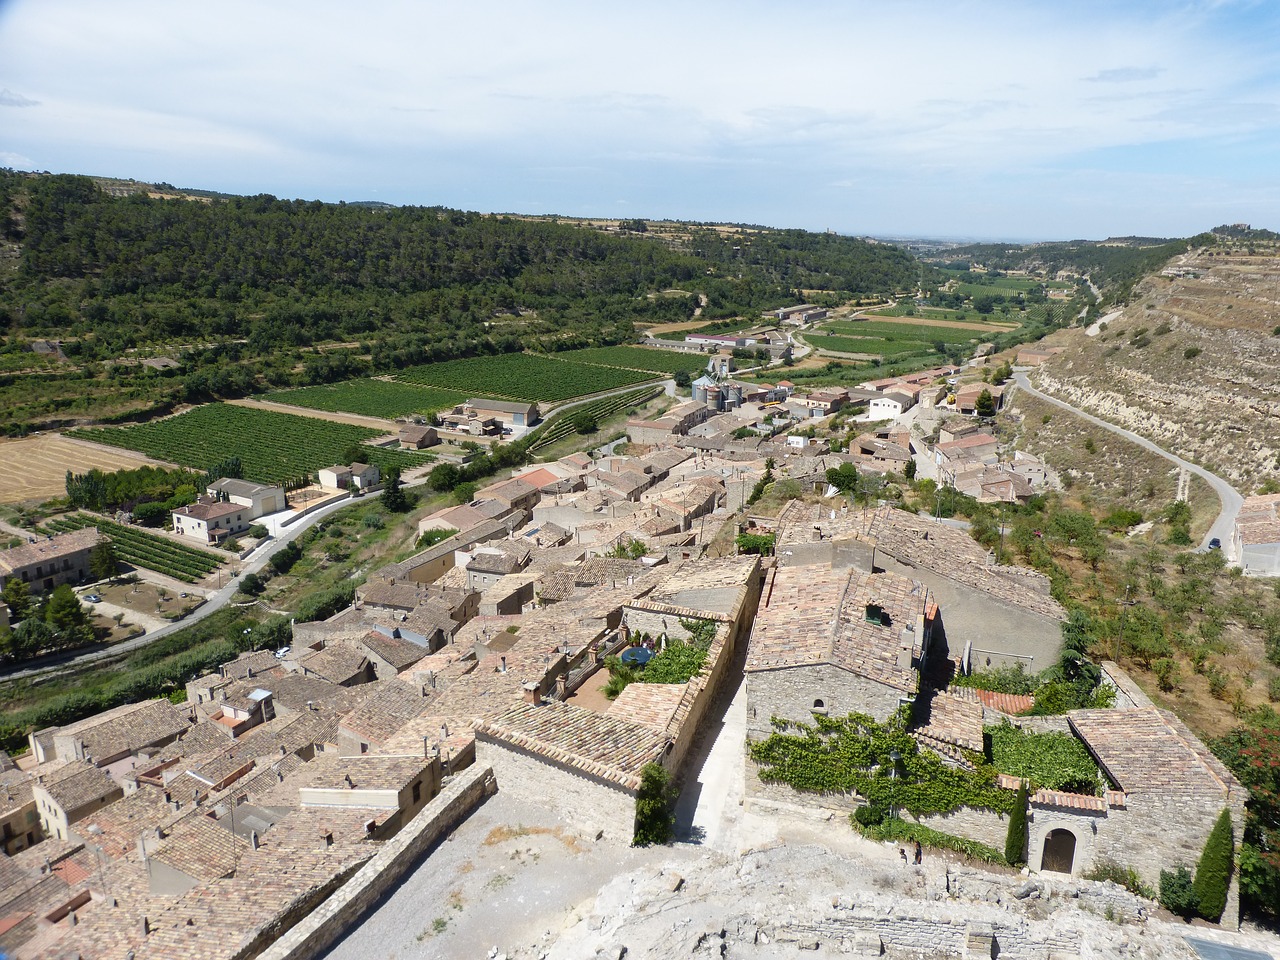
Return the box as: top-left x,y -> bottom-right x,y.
84,594 -> 101,603
1208,537 -> 1222,550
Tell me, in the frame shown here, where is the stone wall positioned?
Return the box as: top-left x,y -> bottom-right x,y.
746,664 -> 907,744
474,735 -> 637,842
1026,790 -> 1247,928
255,764 -> 497,960
913,805 -> 1009,852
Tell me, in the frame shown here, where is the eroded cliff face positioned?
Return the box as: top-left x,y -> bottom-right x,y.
1032,247 -> 1280,491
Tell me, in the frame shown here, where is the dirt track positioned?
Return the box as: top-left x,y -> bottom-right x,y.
0,435 -> 177,505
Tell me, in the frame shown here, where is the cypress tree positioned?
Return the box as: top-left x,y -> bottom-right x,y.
1192,808 -> 1234,922
1005,782 -> 1028,865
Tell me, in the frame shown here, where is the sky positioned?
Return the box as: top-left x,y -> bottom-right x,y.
2,0 -> 1280,241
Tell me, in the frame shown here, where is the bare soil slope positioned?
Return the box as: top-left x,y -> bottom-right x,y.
1031,245 -> 1280,491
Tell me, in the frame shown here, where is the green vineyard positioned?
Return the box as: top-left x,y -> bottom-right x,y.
527,386 -> 663,454
43,514 -> 226,584
397,353 -> 657,402
69,403 -> 432,484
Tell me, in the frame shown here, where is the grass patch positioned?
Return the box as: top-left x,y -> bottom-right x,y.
397,353 -> 656,403
266,380 -> 467,419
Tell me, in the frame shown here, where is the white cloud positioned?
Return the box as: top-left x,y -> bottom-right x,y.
1,0 -> 1279,234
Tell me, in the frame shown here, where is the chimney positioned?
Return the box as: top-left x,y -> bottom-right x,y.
499,656 -> 507,673
522,682 -> 542,706
320,829 -> 333,849
250,831 -> 259,851
343,774 -> 354,789
141,916 -> 151,936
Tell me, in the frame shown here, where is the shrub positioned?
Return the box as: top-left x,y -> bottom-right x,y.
633,763 -> 675,846
1153,657 -> 1180,692
1005,782 -> 1028,865
854,802 -> 887,827
248,523 -> 269,539
856,818 -> 1007,865
1085,860 -> 1154,899
1184,347 -> 1201,360
1192,808 -> 1234,921
1159,865 -> 1199,919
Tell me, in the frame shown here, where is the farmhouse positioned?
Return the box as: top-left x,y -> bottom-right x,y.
0,528 -> 104,595
397,423 -> 439,449
318,461 -> 381,492
171,499 -> 249,544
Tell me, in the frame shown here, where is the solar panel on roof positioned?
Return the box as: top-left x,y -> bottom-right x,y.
1185,936 -> 1275,960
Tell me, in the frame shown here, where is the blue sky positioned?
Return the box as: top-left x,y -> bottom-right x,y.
2,0 -> 1279,240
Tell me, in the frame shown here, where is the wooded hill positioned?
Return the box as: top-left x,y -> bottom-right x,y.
0,171 -> 925,430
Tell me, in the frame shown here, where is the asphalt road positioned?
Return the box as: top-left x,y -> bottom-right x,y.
0,490 -> 381,682
1012,371 -> 1242,556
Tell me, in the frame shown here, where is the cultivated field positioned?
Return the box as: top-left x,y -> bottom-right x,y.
0,435 -> 170,505
397,353 -> 657,403
265,380 -> 468,420
555,345 -> 708,375
69,403 -> 431,485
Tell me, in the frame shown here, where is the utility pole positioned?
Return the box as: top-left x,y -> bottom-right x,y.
1115,584 -> 1135,662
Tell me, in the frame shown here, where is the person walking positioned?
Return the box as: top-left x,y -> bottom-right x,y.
913,841 -> 923,865
899,848 -> 908,865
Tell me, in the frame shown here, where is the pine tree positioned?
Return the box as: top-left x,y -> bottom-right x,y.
1005,782 -> 1028,865
1192,808 -> 1234,921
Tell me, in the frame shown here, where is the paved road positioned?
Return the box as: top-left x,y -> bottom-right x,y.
0,491 -> 381,682
1012,371 -> 1242,555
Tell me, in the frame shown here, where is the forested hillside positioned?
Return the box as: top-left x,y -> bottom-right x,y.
0,171 -> 923,430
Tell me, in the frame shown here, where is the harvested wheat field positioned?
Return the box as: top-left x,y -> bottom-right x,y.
0,434 -> 174,504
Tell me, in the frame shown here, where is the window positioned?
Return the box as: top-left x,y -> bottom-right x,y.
811,698 -> 827,715
412,781 -> 422,804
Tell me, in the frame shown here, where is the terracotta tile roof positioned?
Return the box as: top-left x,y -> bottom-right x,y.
53,699 -> 191,764
218,649 -> 279,680
352,630 -> 427,671
607,683 -> 688,732
339,679 -> 432,745
1067,707 -> 1244,797
150,815 -> 249,883
77,785 -> 190,859
0,527 -> 103,575
912,691 -> 984,753
295,646 -> 370,686
948,685 -> 1035,715
35,761 -> 121,812
478,700 -> 667,791
746,564 -> 931,695
777,503 -> 1065,622
1030,789 -> 1107,812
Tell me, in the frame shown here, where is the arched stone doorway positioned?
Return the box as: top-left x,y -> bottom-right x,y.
1041,828 -> 1077,874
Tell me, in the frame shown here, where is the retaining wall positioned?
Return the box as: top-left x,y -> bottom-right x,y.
256,764 -> 497,960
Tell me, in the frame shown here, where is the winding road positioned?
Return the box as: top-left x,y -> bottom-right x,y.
1012,371 -> 1242,556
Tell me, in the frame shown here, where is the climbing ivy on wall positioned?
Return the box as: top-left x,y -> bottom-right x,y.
748,711 -> 1017,818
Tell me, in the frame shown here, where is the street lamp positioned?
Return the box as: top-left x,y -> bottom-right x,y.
888,749 -> 902,821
